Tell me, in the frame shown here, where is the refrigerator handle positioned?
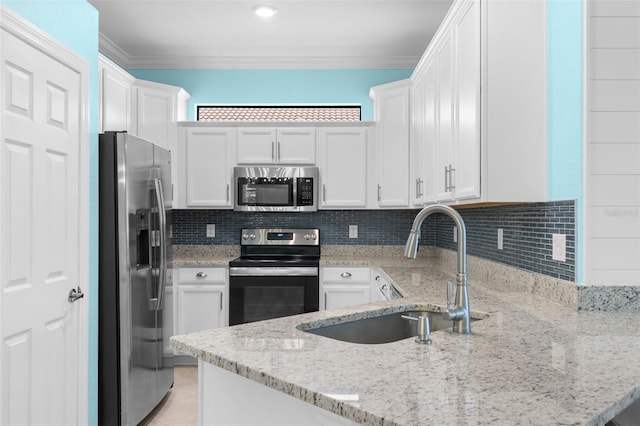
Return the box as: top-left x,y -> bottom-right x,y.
153,178 -> 167,311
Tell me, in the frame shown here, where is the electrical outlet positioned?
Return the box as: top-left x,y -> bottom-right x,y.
349,225 -> 358,239
552,234 -> 566,262
453,226 -> 457,243
206,224 -> 216,238
497,228 -> 504,250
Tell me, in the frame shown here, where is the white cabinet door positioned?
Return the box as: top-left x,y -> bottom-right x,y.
320,267 -> 371,310
371,81 -> 410,208
435,29 -> 456,203
176,267 -> 228,336
452,0 -> 481,200
133,80 -> 189,150
323,286 -> 371,310
237,127 -> 315,164
177,285 -> 226,334
180,127 -> 234,208
98,54 -> 134,133
317,128 -> 368,208
236,128 -> 277,164
422,56 -> 439,204
277,128 -> 316,164
410,70 -> 426,206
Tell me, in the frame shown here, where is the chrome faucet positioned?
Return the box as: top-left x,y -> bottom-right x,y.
404,204 -> 471,334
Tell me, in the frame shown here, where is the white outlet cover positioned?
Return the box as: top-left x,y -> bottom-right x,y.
497,228 -> 504,250
552,234 -> 566,262
453,226 -> 457,243
349,225 -> 358,239
206,224 -> 216,238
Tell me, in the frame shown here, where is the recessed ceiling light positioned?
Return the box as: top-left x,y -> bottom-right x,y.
254,5 -> 278,19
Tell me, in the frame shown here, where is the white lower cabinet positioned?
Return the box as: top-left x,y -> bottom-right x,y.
320,267 -> 371,310
176,267 -> 227,349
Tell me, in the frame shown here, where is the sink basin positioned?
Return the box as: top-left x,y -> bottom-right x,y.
301,310 -> 464,344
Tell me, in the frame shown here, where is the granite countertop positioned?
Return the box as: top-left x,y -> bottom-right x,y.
171,249 -> 640,425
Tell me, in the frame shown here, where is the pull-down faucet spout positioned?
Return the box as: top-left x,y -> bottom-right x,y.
404,204 -> 471,334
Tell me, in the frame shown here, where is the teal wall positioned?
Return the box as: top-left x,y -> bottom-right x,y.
128,68 -> 413,121
1,0 -> 100,424
547,0 -> 584,282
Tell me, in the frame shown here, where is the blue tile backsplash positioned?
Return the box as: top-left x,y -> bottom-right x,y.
173,200 -> 575,281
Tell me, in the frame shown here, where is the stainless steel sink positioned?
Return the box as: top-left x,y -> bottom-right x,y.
301,310 -> 464,344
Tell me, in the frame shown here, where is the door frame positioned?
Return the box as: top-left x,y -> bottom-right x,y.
0,6 -> 90,424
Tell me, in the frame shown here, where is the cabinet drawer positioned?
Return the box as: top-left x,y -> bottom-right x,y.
178,267 -> 226,284
321,267 -> 370,283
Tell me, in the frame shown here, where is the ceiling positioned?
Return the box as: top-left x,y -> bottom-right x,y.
87,0 -> 454,69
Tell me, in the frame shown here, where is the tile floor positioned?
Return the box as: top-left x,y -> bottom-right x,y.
141,365 -> 198,426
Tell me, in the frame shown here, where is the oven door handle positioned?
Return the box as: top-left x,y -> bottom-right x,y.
229,266 -> 318,277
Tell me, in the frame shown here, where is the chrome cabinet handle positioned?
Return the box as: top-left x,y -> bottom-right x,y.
196,272 -> 208,278
272,141 -> 276,162
444,164 -> 456,192
220,292 -> 223,311
449,165 -> 456,191
322,184 -> 327,202
68,286 -> 84,303
226,184 -> 230,202
340,272 -> 352,278
377,184 -> 382,201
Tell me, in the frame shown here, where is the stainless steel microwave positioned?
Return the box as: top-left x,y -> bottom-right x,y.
233,166 -> 318,212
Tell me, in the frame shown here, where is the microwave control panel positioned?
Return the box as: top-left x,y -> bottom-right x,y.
297,177 -> 315,206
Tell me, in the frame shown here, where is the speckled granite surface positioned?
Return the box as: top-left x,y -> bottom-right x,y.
172,245 -> 640,425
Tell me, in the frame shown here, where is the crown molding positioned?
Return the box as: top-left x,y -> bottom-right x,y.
125,55 -> 419,69
97,33 -> 131,69
98,33 -> 418,69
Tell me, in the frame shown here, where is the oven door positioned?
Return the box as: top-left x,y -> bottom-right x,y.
228,267 -> 319,326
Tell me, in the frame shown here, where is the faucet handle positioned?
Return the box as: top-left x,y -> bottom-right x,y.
446,280 -> 455,309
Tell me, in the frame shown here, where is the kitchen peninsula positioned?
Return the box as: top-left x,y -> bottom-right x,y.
171,248 -> 640,425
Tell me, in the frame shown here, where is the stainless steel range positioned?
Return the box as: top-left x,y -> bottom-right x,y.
228,228 -> 320,325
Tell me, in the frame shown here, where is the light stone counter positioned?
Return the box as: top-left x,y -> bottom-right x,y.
171,245 -> 640,425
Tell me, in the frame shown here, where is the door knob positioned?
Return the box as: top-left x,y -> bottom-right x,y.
68,286 -> 84,303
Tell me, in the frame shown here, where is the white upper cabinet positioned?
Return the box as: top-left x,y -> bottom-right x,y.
452,0 -> 481,200
98,54 -> 134,133
237,127 -> 316,164
177,125 -> 235,209
370,80 -> 411,208
409,0 -> 545,206
133,79 -> 190,206
132,80 -> 190,151
317,127 -> 369,209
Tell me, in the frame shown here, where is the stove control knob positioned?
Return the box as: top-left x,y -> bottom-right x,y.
249,233 -> 256,240
242,233 -> 249,240
311,234 -> 317,240
304,234 -> 311,240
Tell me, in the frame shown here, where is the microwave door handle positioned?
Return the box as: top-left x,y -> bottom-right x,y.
153,178 -> 167,311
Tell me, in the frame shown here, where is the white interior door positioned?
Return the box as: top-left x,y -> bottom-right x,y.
0,8 -> 89,425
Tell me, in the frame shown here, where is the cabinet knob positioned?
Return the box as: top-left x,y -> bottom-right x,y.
340,272 -> 352,278
196,272 -> 208,278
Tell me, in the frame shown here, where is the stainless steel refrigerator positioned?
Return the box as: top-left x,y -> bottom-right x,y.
98,132 -> 174,425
